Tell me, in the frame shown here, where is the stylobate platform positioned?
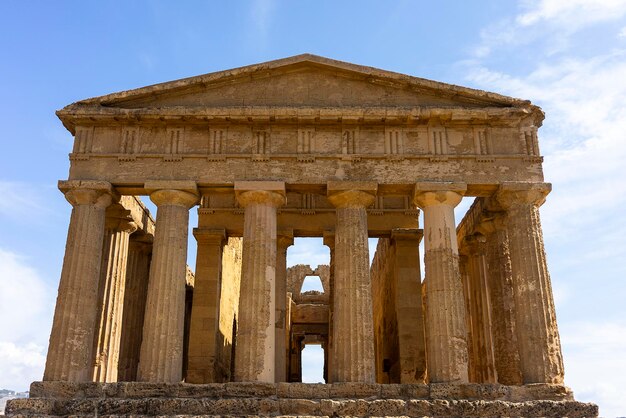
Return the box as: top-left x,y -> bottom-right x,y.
6,382 -> 597,417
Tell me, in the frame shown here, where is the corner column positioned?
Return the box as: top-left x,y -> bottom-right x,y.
187,228 -> 226,383
413,182 -> 469,383
275,230 -> 294,382
137,181 -> 199,382
496,182 -> 564,384
327,181 -> 376,383
92,207 -> 137,382
475,213 -> 522,385
233,181 -> 286,382
44,180 -> 118,382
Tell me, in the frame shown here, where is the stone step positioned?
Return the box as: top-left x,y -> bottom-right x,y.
5,382 -> 598,417
6,397 -> 597,417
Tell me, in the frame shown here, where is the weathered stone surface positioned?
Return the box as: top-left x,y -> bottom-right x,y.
31,55 -> 593,417
7,383 -> 599,417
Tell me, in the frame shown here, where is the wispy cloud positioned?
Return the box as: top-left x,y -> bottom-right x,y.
472,0 -> 626,58
0,248 -> 54,391
0,181 -> 48,220
248,0 -> 276,50
560,321 -> 626,418
461,2 -> 626,415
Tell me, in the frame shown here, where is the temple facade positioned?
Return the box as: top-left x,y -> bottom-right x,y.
7,55 -> 597,417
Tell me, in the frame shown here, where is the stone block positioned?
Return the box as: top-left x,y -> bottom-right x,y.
278,398 -> 321,415
319,398 -> 340,416
329,382 -> 380,398
54,399 -> 99,416
277,382 -> 330,399
4,398 -> 55,415
508,383 -> 573,401
405,399 -> 432,416
224,382 -> 277,397
333,399 -> 370,416
366,399 -> 406,416
121,382 -> 173,398
172,383 -> 225,398
430,382 -> 509,400
97,398 -> 149,415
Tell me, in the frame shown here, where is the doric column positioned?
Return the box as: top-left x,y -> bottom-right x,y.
92,207 -> 137,382
390,229 -> 427,383
118,234 -> 152,382
44,180 -> 118,382
322,231 -> 335,382
413,182 -> 469,383
496,182 -> 564,384
275,230 -> 293,382
187,228 -> 226,383
476,213 -> 523,385
327,181 -> 376,383
137,181 -> 198,383
233,181 -> 286,382
459,235 -> 496,383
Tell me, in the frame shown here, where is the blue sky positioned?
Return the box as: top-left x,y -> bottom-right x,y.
1,1 -> 626,415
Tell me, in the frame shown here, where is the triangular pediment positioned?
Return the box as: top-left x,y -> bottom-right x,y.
66,54 -> 531,111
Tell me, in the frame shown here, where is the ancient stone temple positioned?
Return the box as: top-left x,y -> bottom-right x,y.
7,55 -> 597,417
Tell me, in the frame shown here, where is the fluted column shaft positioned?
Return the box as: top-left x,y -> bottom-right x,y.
391,229 -> 427,383
138,184 -> 198,382
327,182 -> 376,383
322,231 -> 335,382
275,231 -> 293,382
234,182 -> 285,382
44,181 -> 117,382
118,236 -> 152,381
497,183 -> 564,384
414,182 -> 469,383
187,229 -> 226,383
92,212 -> 137,382
460,237 -> 496,383
477,215 -> 523,385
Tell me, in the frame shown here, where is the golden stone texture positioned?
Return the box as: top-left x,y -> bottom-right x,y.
10,55 -> 595,417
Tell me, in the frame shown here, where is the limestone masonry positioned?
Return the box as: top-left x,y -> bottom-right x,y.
7,54 -> 597,417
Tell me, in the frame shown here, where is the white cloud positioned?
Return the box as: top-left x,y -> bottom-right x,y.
473,0 -> 626,59
620,26 -> 626,37
0,248 -> 54,391
287,238 -> 330,269
461,2 -> 626,415
560,321 -> 626,418
517,0 -> 626,28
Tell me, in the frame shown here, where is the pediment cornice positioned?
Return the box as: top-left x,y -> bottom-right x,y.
57,54 -> 543,133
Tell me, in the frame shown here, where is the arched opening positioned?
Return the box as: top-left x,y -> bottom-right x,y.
286,237 -> 329,383
301,275 -> 324,293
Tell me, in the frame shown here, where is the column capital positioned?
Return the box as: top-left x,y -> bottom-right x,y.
391,228 -> 423,244
495,182 -> 551,209
413,182 -> 466,208
277,229 -> 294,248
474,212 -> 507,236
322,230 -> 335,249
327,181 -> 377,208
59,180 -> 119,208
105,205 -> 138,233
145,180 -> 199,208
235,181 -> 286,208
459,233 -> 487,257
193,228 -> 226,245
